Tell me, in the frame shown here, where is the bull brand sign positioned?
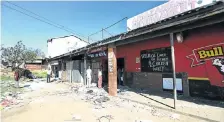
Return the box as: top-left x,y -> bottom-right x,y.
186,43 -> 224,67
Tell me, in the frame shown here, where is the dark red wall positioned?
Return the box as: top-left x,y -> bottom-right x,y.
117,23 -> 224,87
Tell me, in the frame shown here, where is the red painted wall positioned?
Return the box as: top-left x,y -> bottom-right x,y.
117,23 -> 224,87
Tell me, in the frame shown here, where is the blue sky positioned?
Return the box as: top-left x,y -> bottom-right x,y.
1,1 -> 166,53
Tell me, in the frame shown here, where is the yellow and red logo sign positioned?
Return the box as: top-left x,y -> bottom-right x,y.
186,43 -> 224,67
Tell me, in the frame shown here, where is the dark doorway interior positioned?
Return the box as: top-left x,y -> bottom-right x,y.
103,59 -> 108,87
117,58 -> 125,85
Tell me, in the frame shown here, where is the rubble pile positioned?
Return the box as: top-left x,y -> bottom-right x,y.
0,92 -> 25,110
71,84 -> 110,105
70,84 -> 181,120
0,79 -> 48,110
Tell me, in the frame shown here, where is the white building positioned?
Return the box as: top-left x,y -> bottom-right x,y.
47,35 -> 89,79
47,35 -> 89,58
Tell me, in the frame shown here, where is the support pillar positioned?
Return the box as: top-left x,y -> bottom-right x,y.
108,44 -> 117,96
84,54 -> 87,85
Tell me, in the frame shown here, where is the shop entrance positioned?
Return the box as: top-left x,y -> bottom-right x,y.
102,59 -> 108,87
117,58 -> 125,85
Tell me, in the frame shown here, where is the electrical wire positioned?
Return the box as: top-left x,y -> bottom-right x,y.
88,17 -> 128,40
5,1 -> 87,40
103,29 -> 113,36
2,2 -> 88,42
104,17 -> 128,30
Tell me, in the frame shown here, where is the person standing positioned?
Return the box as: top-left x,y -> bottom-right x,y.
98,66 -> 103,88
86,66 -> 92,87
117,68 -> 121,85
47,65 -> 52,83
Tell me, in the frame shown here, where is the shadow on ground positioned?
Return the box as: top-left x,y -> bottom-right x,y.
116,85 -> 224,109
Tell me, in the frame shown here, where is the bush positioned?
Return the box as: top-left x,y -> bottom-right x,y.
32,70 -> 47,78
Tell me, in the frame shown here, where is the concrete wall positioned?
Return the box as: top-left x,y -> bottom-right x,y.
124,72 -> 190,96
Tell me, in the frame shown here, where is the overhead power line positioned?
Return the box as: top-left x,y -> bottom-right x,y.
103,29 -> 113,36
3,2 -> 89,42
104,17 -> 128,30
88,17 -> 128,42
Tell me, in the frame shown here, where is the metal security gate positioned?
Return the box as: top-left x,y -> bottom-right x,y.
91,60 -> 101,83
66,61 -> 73,82
72,60 -> 84,83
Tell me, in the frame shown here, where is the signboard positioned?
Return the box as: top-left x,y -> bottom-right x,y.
50,60 -> 59,65
186,43 -> 224,67
127,0 -> 222,30
88,50 -> 107,58
89,47 -> 107,53
162,78 -> 183,91
136,57 -> 140,63
140,47 -> 172,73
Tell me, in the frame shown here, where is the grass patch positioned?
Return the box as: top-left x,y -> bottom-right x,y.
0,75 -> 14,81
0,75 -> 23,96
32,70 -> 47,78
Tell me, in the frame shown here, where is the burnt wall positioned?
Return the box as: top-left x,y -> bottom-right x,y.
124,72 -> 190,96
189,80 -> 224,100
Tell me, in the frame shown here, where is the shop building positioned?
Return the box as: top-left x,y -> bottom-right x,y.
50,1 -> 224,99
47,35 -> 89,80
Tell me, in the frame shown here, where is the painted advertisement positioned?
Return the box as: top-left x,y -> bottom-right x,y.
186,43 -> 224,83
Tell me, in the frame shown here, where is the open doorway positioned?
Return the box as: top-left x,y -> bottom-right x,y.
102,60 -> 108,87
117,58 -> 125,86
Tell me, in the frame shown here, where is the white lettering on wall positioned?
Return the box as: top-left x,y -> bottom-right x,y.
127,0 -> 220,30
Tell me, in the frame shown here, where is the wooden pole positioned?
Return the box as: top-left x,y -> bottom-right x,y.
170,33 -> 177,109
102,28 -> 104,40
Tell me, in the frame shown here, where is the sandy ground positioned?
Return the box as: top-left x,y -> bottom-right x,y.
1,81 -> 224,122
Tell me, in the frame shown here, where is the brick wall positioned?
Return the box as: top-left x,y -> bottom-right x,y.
26,64 -> 42,70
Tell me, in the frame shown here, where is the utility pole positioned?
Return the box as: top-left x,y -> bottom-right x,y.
170,33 -> 177,109
102,28 -> 104,40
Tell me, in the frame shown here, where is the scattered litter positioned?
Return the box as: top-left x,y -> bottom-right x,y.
91,83 -> 97,87
72,114 -> 82,121
95,96 -> 110,103
87,90 -> 93,94
97,115 -> 113,122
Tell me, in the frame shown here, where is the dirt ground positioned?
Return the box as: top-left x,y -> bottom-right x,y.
1,81 -> 224,122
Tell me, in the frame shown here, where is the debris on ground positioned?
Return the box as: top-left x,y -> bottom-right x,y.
0,79 -> 49,110
135,120 -> 153,122
68,84 -> 183,121
87,90 -> 93,94
97,115 -> 114,122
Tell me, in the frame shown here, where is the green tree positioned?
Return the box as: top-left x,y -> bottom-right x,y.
1,41 -> 42,69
